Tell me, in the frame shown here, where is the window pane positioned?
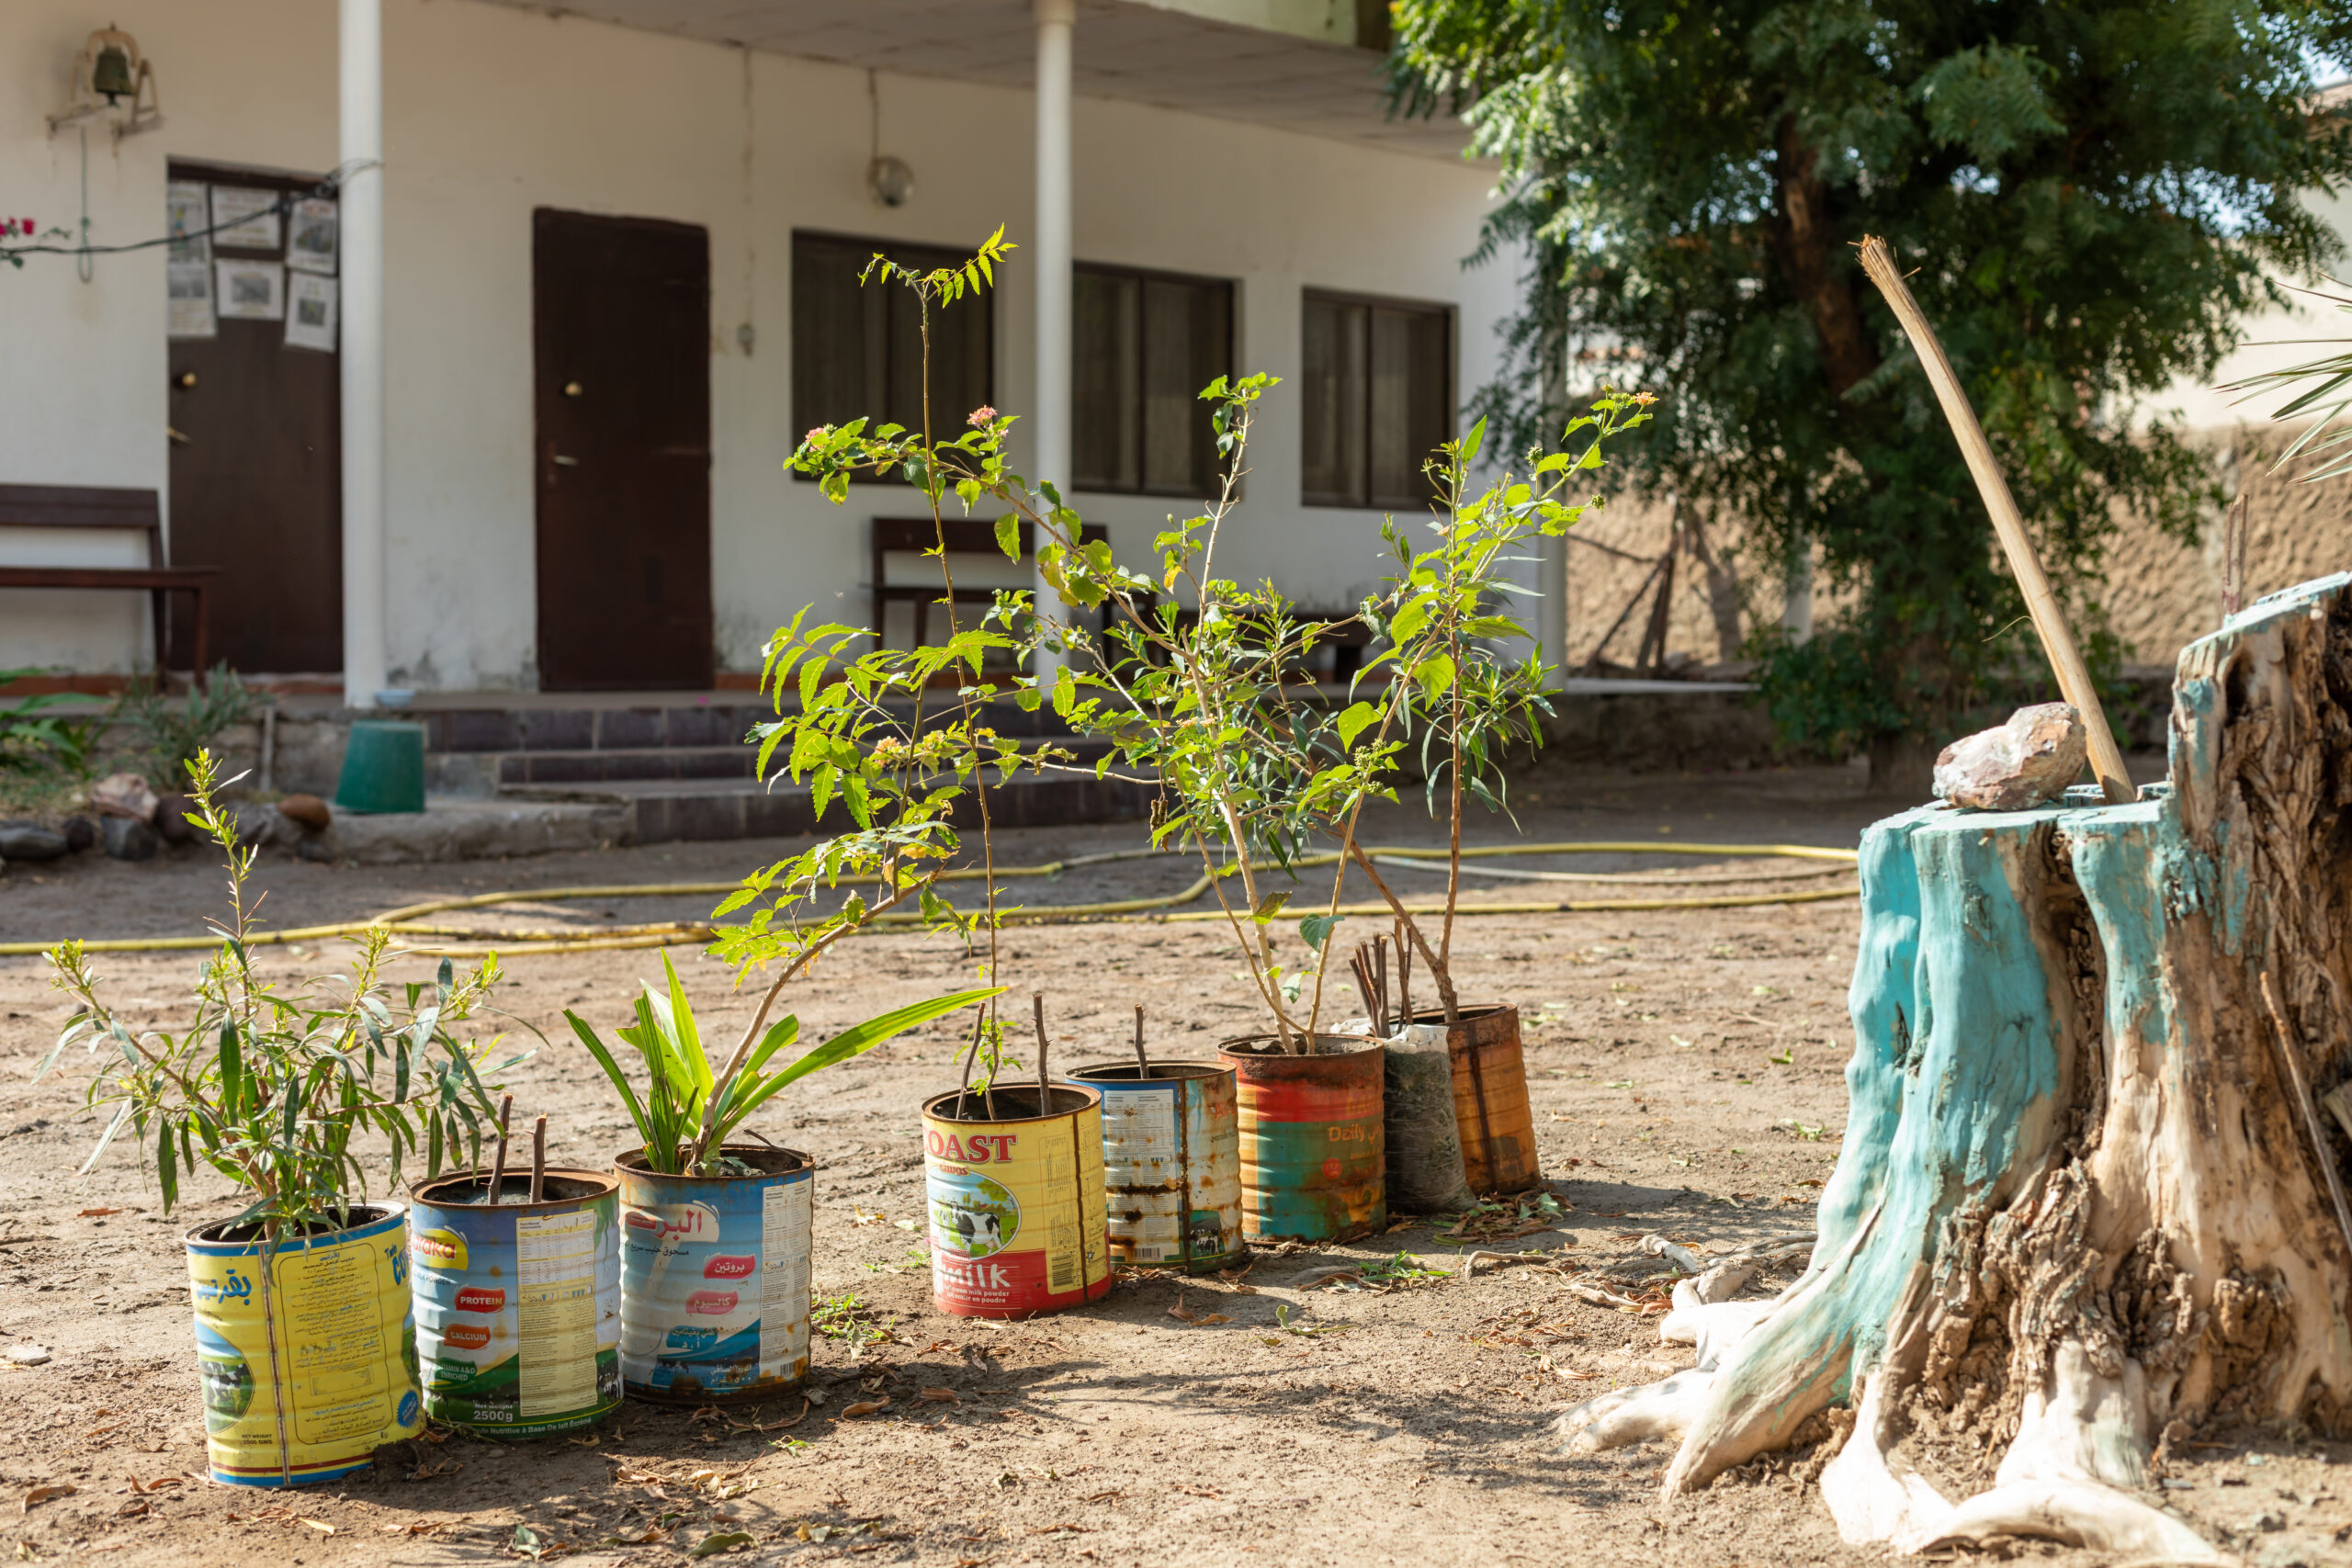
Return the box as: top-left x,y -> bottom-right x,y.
1140,277 -> 1229,496
792,234 -> 884,434
1302,296 -> 1366,506
1074,269 -> 1140,491
794,234 -> 990,478
1405,307 -> 1452,497
1368,304 -> 1452,510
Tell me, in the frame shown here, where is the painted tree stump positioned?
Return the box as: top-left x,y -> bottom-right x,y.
1559,573 -> 2352,1560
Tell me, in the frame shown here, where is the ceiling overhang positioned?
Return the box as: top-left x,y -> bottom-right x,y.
476,0 -> 1479,160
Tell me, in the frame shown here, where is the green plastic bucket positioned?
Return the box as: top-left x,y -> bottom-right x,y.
334,721 -> 425,815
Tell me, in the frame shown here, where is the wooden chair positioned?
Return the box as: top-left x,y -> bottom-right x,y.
0,485 -> 216,675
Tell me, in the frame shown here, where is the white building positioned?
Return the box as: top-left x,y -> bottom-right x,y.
0,0 -> 1512,696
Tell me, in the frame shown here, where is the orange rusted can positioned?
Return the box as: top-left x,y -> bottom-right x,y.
1218,1035 -> 1385,1242
1417,1004 -> 1541,1195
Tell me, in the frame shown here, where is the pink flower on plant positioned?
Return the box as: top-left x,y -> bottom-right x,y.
968,406 -> 997,427
804,426 -> 827,445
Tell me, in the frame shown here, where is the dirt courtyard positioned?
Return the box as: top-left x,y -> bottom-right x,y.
0,761 -> 2340,1568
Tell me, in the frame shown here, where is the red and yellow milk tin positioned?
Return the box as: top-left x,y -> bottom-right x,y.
922,1084 -> 1112,1318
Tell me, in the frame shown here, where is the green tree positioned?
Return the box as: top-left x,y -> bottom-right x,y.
1390,0 -> 2352,787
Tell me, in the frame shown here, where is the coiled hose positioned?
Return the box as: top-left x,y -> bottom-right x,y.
0,840 -> 1858,959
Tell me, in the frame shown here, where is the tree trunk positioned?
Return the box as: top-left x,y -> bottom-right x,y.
1557,574 -> 2352,1560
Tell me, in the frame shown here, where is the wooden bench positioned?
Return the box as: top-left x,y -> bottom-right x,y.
870,515 -> 1109,652
0,484 -> 216,676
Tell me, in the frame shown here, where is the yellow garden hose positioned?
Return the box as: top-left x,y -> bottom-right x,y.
0,840 -> 1859,959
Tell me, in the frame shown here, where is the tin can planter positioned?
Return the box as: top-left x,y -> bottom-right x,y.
408,1169 -> 620,1437
1219,1034 -> 1385,1243
1414,1004 -> 1542,1196
922,1084 -> 1113,1317
185,1202 -> 423,1487
1067,1062 -> 1244,1273
615,1145 -> 814,1404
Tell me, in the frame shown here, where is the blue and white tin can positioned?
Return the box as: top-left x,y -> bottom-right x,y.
615,1146 -> 814,1404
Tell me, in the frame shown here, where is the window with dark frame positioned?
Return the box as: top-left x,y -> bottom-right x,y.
791,231 -> 992,477
1072,264 -> 1234,497
1300,290 -> 1453,510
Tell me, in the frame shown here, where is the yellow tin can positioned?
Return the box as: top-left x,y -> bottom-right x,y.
922,1084 -> 1112,1318
186,1203 -> 423,1487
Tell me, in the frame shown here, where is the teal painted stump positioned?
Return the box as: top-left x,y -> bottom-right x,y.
1561,575 -> 2352,1562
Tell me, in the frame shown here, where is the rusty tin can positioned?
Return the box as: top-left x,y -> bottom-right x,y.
1067,1061 -> 1243,1273
1218,1035 -> 1385,1242
408,1169 -> 620,1438
615,1145 -> 814,1404
185,1203 -> 422,1487
1416,1004 -> 1542,1195
923,1084 -> 1113,1318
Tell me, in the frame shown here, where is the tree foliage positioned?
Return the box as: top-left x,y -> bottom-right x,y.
1390,0 -> 2352,772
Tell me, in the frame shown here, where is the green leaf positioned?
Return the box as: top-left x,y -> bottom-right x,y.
689,1533 -> 754,1561
1334,701 -> 1381,749
1413,653 -> 1456,698
156,1117 -> 178,1212
1251,891 -> 1290,925
994,513 -> 1022,558
568,1011 -> 653,1156
718,987 -> 1002,1142
1298,912 -> 1344,952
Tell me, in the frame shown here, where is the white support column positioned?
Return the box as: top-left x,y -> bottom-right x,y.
340,0 -> 387,706
1030,0 -> 1074,682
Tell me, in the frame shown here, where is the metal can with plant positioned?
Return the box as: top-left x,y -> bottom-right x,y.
40,749 -> 527,1486
569,955 -> 998,1399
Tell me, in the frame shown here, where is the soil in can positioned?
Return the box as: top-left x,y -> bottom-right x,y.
186,1203 -> 423,1487
923,1084 -> 1112,1318
1220,1035 -> 1385,1243
1413,1004 -> 1542,1195
1067,1062 -> 1244,1272
408,1170 -> 620,1438
616,1145 -> 814,1404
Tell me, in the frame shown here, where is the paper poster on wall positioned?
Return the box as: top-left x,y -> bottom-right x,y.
216,259 -> 285,321
167,259 -> 217,339
165,181 -> 210,264
209,186 -> 281,252
287,197 -> 338,276
284,273 -> 338,352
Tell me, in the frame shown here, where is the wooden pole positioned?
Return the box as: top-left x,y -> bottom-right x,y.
528,1115 -> 548,1204
1855,236 -> 2133,805
487,1092 -> 513,1204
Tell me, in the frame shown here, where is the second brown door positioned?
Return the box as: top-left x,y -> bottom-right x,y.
533,209 -> 713,690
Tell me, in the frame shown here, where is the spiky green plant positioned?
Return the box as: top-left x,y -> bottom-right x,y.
568,953 -> 999,1175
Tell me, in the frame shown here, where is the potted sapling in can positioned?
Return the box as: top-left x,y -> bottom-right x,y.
924,996 -> 1112,1317
571,955 -> 996,1402
40,753 -> 525,1486
1069,1008 -> 1243,1271
408,1100 -> 621,1437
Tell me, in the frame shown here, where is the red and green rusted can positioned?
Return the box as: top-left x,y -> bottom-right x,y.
1219,1035 -> 1385,1242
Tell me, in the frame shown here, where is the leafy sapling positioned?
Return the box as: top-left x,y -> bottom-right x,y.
41,749 -> 526,1236
1337,392 -> 1655,1024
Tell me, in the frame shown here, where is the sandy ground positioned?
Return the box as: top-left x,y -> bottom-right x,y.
0,761 -> 2342,1568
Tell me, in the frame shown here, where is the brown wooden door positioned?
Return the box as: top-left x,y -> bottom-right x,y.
165,162 -> 342,673
533,209 -> 713,690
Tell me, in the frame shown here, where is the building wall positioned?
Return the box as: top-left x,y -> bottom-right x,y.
0,0 -> 1511,686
